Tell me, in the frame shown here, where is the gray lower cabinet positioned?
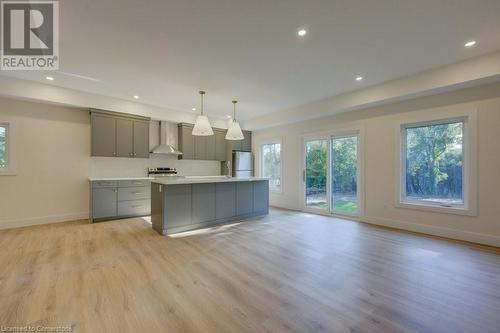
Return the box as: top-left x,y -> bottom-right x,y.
92,188 -> 118,219
90,109 -> 150,158
163,184 -> 192,228
216,183 -> 236,219
152,180 -> 269,235
90,180 -> 151,222
192,183 -> 216,223
236,182 -> 253,215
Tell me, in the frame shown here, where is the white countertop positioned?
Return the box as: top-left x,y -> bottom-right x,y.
152,176 -> 269,185
89,177 -> 154,181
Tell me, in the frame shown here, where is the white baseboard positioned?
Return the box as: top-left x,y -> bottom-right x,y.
0,212 -> 89,230
361,215 -> 500,248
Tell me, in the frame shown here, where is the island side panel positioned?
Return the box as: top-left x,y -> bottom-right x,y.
236,182 -> 253,216
192,183 -> 216,224
164,184 -> 193,229
253,180 -> 269,215
215,183 -> 236,220
151,182 -> 164,235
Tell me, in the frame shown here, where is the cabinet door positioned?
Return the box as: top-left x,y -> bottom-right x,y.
164,184 -> 192,228
206,134 -> 216,160
92,188 -> 117,219
179,124 -> 195,160
236,182 -> 253,215
116,118 -> 134,157
230,139 -> 242,151
91,114 -> 116,157
215,130 -> 227,161
192,183 -> 216,223
194,135 -> 207,160
253,181 -> 269,214
133,120 -> 150,158
215,183 -> 236,219
241,131 -> 252,152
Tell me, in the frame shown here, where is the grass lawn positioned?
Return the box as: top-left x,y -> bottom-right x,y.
306,199 -> 358,214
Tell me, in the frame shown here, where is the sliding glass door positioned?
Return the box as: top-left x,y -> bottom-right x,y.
331,135 -> 359,215
303,132 -> 360,216
304,139 -> 329,212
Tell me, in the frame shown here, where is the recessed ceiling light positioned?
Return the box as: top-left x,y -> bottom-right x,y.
133,95 -> 140,99
297,29 -> 307,37
464,41 -> 476,47
226,115 -> 232,119
192,107 -> 196,111
46,76 -> 54,81
356,76 -> 363,81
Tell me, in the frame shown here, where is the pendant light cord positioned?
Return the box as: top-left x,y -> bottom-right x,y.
199,91 -> 205,116
232,100 -> 237,122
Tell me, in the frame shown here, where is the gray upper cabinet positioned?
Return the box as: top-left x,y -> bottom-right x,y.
178,123 -> 195,160
90,110 -> 150,158
91,114 -> 117,157
133,121 -> 150,158
194,135 -> 207,160
241,131 -> 252,151
178,123 -> 230,161
215,130 -> 226,161
116,118 -> 134,157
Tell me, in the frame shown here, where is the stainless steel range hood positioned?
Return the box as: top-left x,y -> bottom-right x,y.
150,121 -> 183,155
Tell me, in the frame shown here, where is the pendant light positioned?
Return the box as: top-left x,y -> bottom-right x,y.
192,91 -> 214,136
225,100 -> 244,140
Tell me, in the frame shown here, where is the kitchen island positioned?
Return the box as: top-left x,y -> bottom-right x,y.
151,177 -> 269,235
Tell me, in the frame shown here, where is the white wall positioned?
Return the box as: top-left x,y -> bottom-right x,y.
253,82 -> 500,246
0,97 -> 220,229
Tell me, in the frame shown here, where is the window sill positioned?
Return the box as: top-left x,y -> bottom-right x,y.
396,201 -> 476,217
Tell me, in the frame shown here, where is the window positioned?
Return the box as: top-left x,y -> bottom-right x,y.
401,118 -> 467,210
0,124 -> 7,171
261,142 -> 281,191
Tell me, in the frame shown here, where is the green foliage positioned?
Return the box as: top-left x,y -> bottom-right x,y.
305,140 -> 327,191
332,137 -> 357,194
262,144 -> 281,188
405,122 -> 463,199
0,127 -> 5,168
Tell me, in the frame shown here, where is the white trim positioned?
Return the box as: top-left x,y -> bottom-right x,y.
361,215 -> 500,248
260,138 -> 283,194
395,109 -> 478,216
0,212 -> 89,230
0,121 -> 16,176
300,125 -> 365,218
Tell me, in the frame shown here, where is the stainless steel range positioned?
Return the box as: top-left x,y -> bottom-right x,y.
148,167 -> 178,177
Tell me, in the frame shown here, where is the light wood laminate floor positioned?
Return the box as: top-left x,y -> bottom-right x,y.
1,208 -> 500,333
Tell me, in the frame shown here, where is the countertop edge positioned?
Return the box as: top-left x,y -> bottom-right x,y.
152,177 -> 269,185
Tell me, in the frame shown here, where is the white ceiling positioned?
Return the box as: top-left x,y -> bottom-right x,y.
2,0 -> 500,120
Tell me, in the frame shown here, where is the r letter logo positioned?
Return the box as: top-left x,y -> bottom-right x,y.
1,0 -> 59,70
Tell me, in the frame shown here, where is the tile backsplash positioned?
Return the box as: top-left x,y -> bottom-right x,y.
90,155 -> 221,178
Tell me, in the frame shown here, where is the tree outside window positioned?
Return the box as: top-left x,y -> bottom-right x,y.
403,120 -> 464,206
0,125 -> 6,170
262,143 -> 281,191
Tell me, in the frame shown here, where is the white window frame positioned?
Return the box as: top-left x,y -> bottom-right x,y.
300,125 -> 365,219
260,138 -> 283,193
0,122 -> 14,176
395,109 -> 477,216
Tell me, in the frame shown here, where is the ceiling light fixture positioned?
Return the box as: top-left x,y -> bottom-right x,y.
192,107 -> 196,111
225,100 -> 244,141
192,91 -> 214,136
46,76 -> 54,81
133,95 -> 140,99
356,76 -> 363,81
298,29 -> 307,37
464,40 -> 476,47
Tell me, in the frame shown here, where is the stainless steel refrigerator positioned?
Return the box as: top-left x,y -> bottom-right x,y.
232,151 -> 253,177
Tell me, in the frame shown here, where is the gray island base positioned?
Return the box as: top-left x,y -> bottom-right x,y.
151,178 -> 269,235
